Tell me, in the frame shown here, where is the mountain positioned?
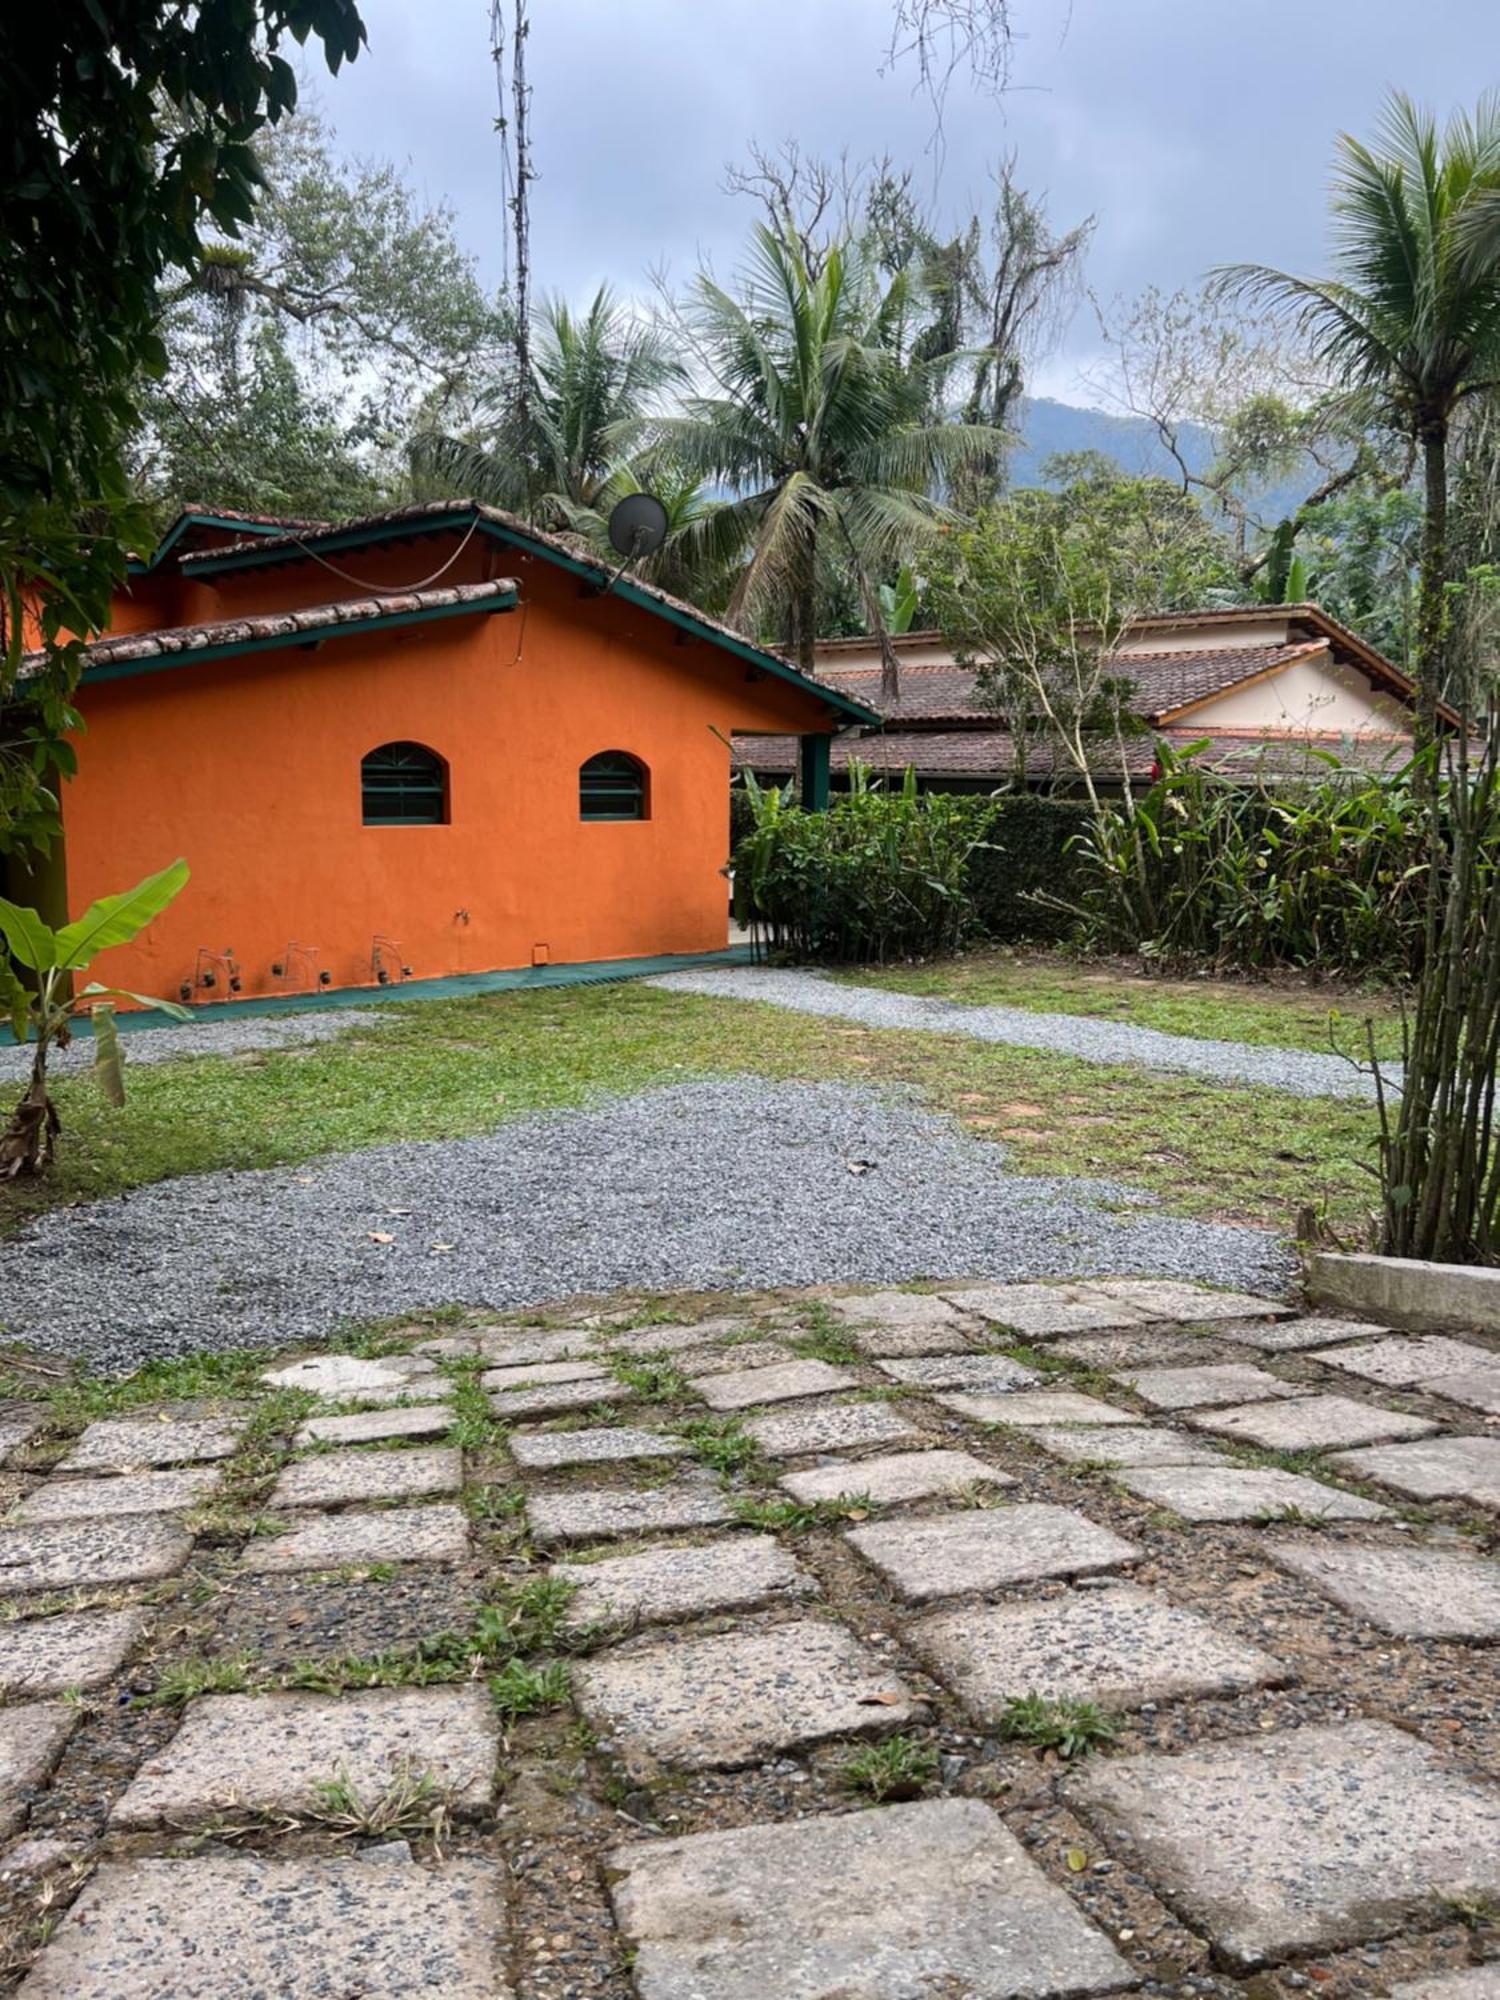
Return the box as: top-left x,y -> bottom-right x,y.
1011,396 -> 1313,525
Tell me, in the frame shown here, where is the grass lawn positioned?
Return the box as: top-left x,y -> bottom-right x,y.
0,980 -> 1379,1241
838,948 -> 1408,1061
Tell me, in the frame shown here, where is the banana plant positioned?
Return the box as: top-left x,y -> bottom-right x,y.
0,859 -> 191,1177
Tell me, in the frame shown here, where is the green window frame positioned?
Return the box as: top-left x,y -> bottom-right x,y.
580,750 -> 648,821
362,741 -> 448,825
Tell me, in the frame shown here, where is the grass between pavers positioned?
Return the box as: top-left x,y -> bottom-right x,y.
837,948 -> 1408,1060
0,982 -> 1380,1238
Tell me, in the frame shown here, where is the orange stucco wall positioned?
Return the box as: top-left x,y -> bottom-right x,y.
62,535 -> 827,1002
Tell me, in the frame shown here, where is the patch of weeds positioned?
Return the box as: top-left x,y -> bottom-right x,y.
786,1303 -> 861,1367
998,1693 -> 1118,1760
466,1482 -> 527,1523
998,1342 -> 1072,1375
309,1761 -> 453,1846
490,1656 -> 572,1722
841,1733 -> 938,1802
181,1507 -> 291,1544
1251,1502 -> 1328,1527
1439,1890 -> 1499,1929
139,1653 -> 255,1707
730,1496 -> 855,1534
676,1416 -> 765,1482
474,1575 -> 582,1658
609,1354 -> 691,1403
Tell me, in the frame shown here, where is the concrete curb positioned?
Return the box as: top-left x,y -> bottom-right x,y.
1305,1250 -> 1500,1332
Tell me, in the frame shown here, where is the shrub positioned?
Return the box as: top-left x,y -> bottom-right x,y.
733,766 -> 995,964
968,794 -> 1091,942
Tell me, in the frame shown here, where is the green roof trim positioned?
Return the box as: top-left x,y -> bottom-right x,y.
80,589 -> 518,686
128,511 -> 315,576
180,505 -> 882,728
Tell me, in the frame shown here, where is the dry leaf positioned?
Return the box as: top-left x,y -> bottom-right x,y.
367,1231 -> 395,1245
430,1242 -> 455,1254
856,1690 -> 904,1707
1065,1848 -> 1088,1873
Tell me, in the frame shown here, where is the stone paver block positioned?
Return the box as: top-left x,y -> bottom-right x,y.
846,1504 -> 1139,1604
260,1354 -> 446,1403
604,1321 -> 749,1356
240,1504 -> 470,1574
508,1426 -> 688,1471
271,1445 -> 461,1511
0,1408 -> 48,1465
1049,1328 -> 1229,1367
0,1517 -> 192,1592
693,1360 -> 857,1412
1093,1278 -> 1291,1323
842,1321 -> 977,1358
1070,1718 -> 1500,1968
10,1468 -> 221,1524
0,1704 -> 77,1837
1189,1393 -> 1438,1453
828,1289 -> 977,1333
1388,1973 -> 1500,1998
1312,1335 -> 1495,1387
574,1618 -> 917,1773
1119,1363 -> 1296,1410
744,1402 -> 919,1458
1269,1536 -> 1500,1639
780,1448 -> 1015,1508
940,1283 -> 1145,1338
56,1417 -> 240,1473
466,1328 -> 597,1365
1230,1315 -> 1390,1353
0,1607 -> 149,1695
12,1850 -> 509,1999
1115,1464 -> 1391,1523
480,1359 -> 610,1392
295,1404 -> 456,1448
606,1797 -> 1131,2000
1029,1424 -> 1226,1468
1330,1436 -> 1500,1508
526,1481 -> 733,1545
487,1379 -> 630,1420
555,1534 -> 815,1634
1424,1367 -> 1500,1415
875,1354 -> 1038,1393
673,1342 -> 797,1377
913,1582 -> 1283,1714
939,1389 -> 1137,1428
112,1684 -> 499,1828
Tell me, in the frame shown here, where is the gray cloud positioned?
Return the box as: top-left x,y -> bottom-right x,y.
317,0 -> 1500,396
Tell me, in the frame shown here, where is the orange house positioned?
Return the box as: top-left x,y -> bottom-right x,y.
17,502 -> 876,1005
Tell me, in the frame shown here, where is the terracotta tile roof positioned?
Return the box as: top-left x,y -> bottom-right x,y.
732,727 -> 1418,784
21,579 -> 517,682
169,498 -> 880,724
815,641 -> 1333,730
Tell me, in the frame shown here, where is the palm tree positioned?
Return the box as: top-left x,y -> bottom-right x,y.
654,219 -> 1005,692
412,286 -> 681,525
1216,93 -> 1500,732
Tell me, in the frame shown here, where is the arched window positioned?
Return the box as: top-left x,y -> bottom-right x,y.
579,750 -> 648,821
361,742 -> 448,825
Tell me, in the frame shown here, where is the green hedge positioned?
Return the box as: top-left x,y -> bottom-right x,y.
968,795 -> 1090,943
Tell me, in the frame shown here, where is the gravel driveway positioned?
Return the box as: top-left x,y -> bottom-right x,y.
650,966 -> 1391,1102
0,1079 -> 1293,1372
0,1007 -> 387,1083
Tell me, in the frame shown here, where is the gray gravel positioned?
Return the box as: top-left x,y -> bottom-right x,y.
0,1078 -> 1293,1373
0,1007 -> 390,1082
650,966 -> 1391,1101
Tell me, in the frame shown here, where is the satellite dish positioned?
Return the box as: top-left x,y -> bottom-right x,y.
608,492 -> 669,561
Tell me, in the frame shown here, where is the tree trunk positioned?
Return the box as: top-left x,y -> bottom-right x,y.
1415,419 -> 1449,745
0,1041 -> 58,1179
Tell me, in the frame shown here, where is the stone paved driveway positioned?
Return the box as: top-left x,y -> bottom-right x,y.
0,1281 -> 1496,1996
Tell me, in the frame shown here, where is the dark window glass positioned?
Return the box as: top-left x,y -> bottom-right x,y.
362,742 -> 447,825
580,750 -> 647,820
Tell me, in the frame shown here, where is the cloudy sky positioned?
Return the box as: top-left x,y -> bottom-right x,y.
314,0 -> 1497,404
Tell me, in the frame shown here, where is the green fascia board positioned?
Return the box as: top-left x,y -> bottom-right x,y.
3,945 -> 757,1044
130,512 -> 313,576
183,507 -> 882,728
79,590 -> 518,686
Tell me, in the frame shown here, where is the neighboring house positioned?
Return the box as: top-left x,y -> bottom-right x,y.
733,605 -> 1427,793
13,502 -> 875,1004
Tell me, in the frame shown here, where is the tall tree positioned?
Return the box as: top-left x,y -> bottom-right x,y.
657,219 -> 1005,689
1217,93 -> 1500,723
0,2 -> 365,847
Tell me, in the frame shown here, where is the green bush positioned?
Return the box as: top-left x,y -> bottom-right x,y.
733,766 -> 996,964
1070,742 -> 1434,978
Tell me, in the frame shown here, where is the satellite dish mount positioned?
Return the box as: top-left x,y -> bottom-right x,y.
592,493 -> 669,595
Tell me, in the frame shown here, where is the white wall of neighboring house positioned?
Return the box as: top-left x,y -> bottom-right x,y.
1115,617 -> 1295,655
1181,652 -> 1412,737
